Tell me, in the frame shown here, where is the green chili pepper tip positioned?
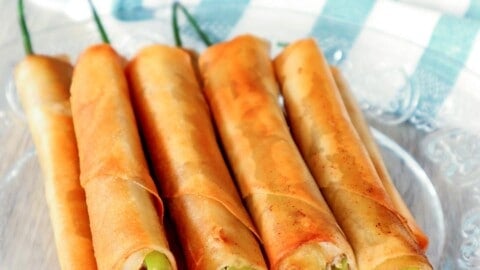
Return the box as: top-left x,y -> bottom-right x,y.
143,251 -> 172,270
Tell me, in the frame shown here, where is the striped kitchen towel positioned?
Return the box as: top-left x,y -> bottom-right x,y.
398,0 -> 480,20
120,0 -> 480,131
15,0 -> 480,130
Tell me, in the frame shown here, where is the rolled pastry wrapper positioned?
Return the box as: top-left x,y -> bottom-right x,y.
126,44 -> 267,270
70,44 -> 176,270
274,38 -> 432,270
14,55 -> 97,270
330,67 -> 429,251
199,35 -> 356,270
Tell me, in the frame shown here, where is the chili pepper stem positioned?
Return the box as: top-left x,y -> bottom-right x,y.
18,0 -> 34,55
171,2 -> 212,47
87,0 -> 110,44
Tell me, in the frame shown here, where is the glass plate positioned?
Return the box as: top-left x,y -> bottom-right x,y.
1,3 -> 479,269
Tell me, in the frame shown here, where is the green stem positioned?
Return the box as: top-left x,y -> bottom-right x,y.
87,0 -> 110,44
171,2 -> 181,47
143,251 -> 172,270
277,41 -> 289,48
171,2 -> 212,47
18,0 -> 33,55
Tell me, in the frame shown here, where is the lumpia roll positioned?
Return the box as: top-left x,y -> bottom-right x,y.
126,44 -> 266,269
199,35 -> 356,270
15,55 -> 97,270
331,67 -> 429,251
274,38 -> 431,269
70,44 -> 176,270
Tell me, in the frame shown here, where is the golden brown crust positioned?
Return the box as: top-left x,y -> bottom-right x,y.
15,55 -> 97,270
70,44 -> 176,270
169,195 -> 266,269
331,66 -> 429,251
274,38 -> 431,269
199,35 -> 356,269
70,45 -> 158,201
126,44 -> 266,269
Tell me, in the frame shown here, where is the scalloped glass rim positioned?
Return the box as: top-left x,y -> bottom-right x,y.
2,4 -> 478,269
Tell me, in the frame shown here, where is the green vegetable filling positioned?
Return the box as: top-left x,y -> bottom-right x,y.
331,257 -> 348,270
143,251 -> 172,270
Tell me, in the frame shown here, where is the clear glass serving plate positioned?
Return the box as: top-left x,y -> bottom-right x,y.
1,3 -> 479,269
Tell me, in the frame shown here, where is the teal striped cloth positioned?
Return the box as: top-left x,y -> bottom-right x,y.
109,0 -> 480,131
20,0 -> 479,130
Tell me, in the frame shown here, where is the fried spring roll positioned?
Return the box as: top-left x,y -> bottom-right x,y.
70,44 -> 176,270
331,67 -> 429,251
15,55 -> 97,270
126,44 -> 267,269
274,39 -> 431,270
199,35 -> 356,270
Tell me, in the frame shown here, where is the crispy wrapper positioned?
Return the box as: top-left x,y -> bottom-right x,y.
331,66 -> 429,251
14,55 -> 97,270
274,38 -> 432,270
70,44 -> 176,270
126,44 -> 266,269
199,35 -> 356,270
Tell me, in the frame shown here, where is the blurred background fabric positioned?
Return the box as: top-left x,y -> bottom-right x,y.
1,0 -> 479,128
2,0 -> 479,73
